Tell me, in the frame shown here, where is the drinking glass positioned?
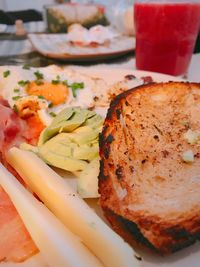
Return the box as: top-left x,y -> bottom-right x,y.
134,0 -> 200,76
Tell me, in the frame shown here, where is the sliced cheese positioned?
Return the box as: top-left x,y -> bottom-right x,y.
7,147 -> 140,267
0,163 -> 103,267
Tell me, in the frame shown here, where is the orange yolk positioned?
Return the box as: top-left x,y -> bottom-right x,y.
26,114 -> 45,145
27,81 -> 68,106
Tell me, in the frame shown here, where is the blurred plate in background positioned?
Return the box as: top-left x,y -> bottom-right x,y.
28,33 -> 135,62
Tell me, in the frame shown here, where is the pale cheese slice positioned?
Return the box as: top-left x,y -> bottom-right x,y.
7,147 -> 140,267
0,163 -> 103,267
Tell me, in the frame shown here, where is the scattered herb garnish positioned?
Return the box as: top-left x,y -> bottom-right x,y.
62,80 -> 69,87
3,70 -> 10,78
34,71 -> 44,80
48,102 -> 53,108
22,64 -> 30,70
12,96 -> 22,101
13,104 -> 19,113
35,80 -> 43,86
13,88 -> 20,93
18,80 -> 30,87
38,95 -> 45,99
52,75 -> 61,85
70,82 -> 85,97
49,112 -> 56,117
34,71 -> 44,85
52,80 -> 60,85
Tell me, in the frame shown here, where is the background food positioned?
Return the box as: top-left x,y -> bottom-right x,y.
66,24 -> 120,46
45,3 -> 109,33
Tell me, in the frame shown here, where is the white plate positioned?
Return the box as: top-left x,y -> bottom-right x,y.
72,68 -> 183,83
28,34 -> 135,62
70,68 -> 199,267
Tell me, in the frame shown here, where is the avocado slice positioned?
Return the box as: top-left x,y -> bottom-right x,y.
38,107 -> 99,146
77,157 -> 100,198
22,107 -> 103,176
39,145 -> 87,172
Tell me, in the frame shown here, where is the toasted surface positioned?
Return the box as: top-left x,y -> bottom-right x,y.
99,82 -> 200,254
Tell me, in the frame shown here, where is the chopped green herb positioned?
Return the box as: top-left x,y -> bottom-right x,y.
62,80 -> 69,87
70,82 -> 85,97
38,95 -> 45,99
18,80 -> 30,87
3,70 -> 10,78
71,82 -> 84,90
49,112 -> 56,117
35,79 -> 44,86
52,75 -> 61,85
22,64 -> 30,70
13,88 -> 20,93
13,104 -> 19,113
48,102 -> 53,108
12,96 -> 21,101
34,71 -> 44,80
52,79 -> 60,85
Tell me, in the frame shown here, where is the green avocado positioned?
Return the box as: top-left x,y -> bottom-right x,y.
67,130 -> 99,145
38,107 -> 99,146
77,157 -> 100,198
22,107 -> 103,175
39,147 -> 87,172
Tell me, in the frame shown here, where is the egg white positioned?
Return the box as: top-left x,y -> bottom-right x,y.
0,65 -> 98,126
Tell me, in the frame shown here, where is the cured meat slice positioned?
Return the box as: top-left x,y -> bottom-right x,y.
0,99 -> 27,151
0,186 -> 38,262
0,99 -> 39,262
0,98 -> 44,150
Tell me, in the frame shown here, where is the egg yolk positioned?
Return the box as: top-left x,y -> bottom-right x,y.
26,114 -> 45,145
27,81 -> 68,106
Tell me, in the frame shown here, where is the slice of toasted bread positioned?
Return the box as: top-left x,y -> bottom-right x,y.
99,82 -> 200,255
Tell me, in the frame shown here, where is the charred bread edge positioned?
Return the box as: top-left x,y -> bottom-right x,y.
103,206 -> 200,255
98,81 -> 200,255
103,207 -> 158,252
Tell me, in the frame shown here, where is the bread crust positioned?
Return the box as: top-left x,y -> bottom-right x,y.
99,82 -> 200,255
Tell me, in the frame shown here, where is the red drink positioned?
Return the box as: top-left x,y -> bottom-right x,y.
134,1 -> 200,76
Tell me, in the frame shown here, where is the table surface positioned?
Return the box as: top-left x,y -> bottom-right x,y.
0,32 -> 199,82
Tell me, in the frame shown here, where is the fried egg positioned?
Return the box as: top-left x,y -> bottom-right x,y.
0,65 -> 145,129
67,24 -> 120,45
0,65 -> 100,127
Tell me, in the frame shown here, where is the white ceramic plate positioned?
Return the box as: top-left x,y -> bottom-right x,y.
72,68 -> 183,83
28,34 -> 135,62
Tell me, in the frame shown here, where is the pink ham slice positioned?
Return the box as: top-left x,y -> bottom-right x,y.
0,187 -> 38,262
0,99 -> 39,262
0,98 -> 28,151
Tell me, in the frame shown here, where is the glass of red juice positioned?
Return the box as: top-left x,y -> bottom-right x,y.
134,0 -> 200,76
